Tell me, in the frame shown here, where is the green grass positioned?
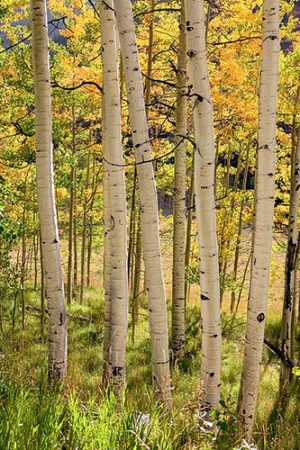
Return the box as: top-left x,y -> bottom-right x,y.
0,287 -> 299,449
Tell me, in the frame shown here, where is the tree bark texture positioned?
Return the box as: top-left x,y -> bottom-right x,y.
185,0 -> 222,410
114,0 -> 171,405
237,0 -> 280,438
30,0 -> 67,382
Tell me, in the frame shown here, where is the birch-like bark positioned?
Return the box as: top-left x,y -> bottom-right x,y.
237,0 -> 279,438
280,127 -> 300,392
184,153 -> 194,303
113,0 -> 171,405
80,149 -> 91,305
172,4 -> 187,358
231,144 -> 251,312
87,153 -> 96,288
67,104 -> 76,305
102,148 -> 112,388
100,0 -> 128,392
185,0 -> 221,410
30,0 -> 67,382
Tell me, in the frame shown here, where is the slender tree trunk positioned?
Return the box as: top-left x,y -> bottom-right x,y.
172,4 -> 187,358
286,86 -> 300,356
220,147 -> 245,306
291,234 -> 300,354
87,153 -> 96,288
185,153 -> 195,303
40,230 -> 45,338
100,0 -> 128,392
128,169 -> 137,289
67,109 -> 76,305
33,219 -> 39,291
130,0 -> 155,338
133,218 -> 142,322
102,141 -> 112,388
73,170 -> 78,292
21,206 -> 26,330
87,215 -> 93,288
214,137 -> 219,197
235,253 -> 252,314
67,105 -> 76,305
131,217 -> 142,344
185,0 -> 222,411
79,149 -> 91,305
237,0 -> 279,438
280,126 -> 300,395
114,0 -> 171,405
30,0 -> 67,382
231,145 -> 251,312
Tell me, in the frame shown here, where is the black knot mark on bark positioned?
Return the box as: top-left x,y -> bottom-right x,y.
60,311 -> 66,326
110,215 -> 115,231
53,238 -> 58,244
287,237 -> 297,272
186,21 -> 193,32
257,313 -> 265,322
209,372 -> 215,377
201,294 -> 210,301
187,50 -> 196,58
112,366 -> 123,376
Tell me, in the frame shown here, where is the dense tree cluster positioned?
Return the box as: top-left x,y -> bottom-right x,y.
0,0 -> 299,448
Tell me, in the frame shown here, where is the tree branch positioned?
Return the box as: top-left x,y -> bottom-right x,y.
134,8 -> 180,18
264,338 -> 295,369
0,17 -> 68,54
52,80 -> 103,93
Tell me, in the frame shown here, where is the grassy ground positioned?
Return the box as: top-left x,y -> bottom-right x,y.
0,284 -> 299,450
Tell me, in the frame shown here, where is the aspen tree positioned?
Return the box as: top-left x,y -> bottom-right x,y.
66,105 -> 76,305
131,0 -> 155,340
231,144 -> 251,313
237,0 -> 280,438
185,0 -> 221,410
280,126 -> 300,394
113,0 -> 171,405
184,154 -> 195,303
87,154 -> 97,287
30,0 -> 67,382
172,3 -> 188,358
102,145 -> 112,388
100,0 -> 128,391
80,149 -> 91,305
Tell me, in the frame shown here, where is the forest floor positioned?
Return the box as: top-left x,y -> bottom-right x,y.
0,282 -> 299,450
1,224 -> 299,449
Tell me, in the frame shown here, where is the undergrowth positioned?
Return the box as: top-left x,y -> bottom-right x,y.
0,288 -> 299,449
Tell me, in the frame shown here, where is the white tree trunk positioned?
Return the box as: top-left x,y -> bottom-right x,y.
185,0 -> 221,410
113,0 -> 171,405
30,0 -> 67,382
172,4 -> 187,358
102,138 -> 112,388
280,127 -> 300,386
100,0 -> 128,392
237,0 -> 280,438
